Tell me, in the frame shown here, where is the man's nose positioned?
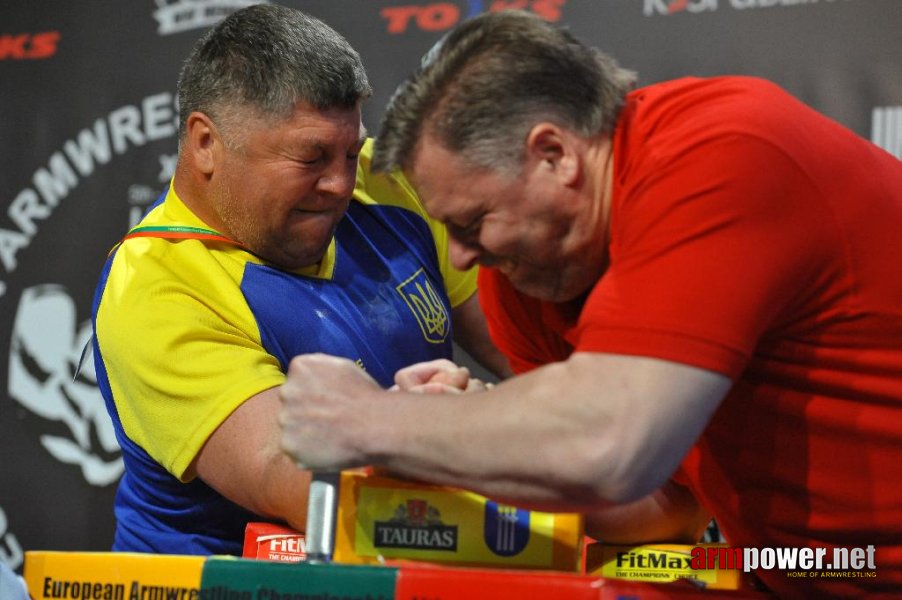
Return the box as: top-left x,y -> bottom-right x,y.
316,159 -> 357,200
449,236 -> 481,271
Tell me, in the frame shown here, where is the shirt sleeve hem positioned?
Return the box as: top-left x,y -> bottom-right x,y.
576,325 -> 749,380
168,372 -> 287,481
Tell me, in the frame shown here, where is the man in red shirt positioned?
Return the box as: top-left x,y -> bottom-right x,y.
278,11 -> 902,597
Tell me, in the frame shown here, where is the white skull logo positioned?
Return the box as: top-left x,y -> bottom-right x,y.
8,285 -> 123,486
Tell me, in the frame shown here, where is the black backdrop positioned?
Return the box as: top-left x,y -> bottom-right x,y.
2,0 -> 900,571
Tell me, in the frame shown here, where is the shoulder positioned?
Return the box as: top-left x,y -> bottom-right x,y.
354,139 -> 428,217
630,76 -> 791,113
625,76 -> 807,146
97,197 -> 255,324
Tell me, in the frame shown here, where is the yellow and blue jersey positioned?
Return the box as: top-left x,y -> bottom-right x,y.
91,140 -> 475,555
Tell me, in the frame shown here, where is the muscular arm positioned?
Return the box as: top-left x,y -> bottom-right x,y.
279,351 -> 731,512
194,387 -> 311,532
451,292 -> 513,380
184,295 -> 496,530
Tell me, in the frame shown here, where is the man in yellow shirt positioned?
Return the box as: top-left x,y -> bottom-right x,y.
92,4 -> 507,555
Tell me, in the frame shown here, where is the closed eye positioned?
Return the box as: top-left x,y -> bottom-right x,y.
449,212 -> 484,242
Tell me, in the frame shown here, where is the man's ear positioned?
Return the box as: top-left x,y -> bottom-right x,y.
184,111 -> 220,176
525,123 -> 580,187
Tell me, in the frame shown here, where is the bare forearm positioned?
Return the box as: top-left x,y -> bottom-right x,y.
358,354 -> 729,511
278,352 -> 729,514
359,360 -> 627,510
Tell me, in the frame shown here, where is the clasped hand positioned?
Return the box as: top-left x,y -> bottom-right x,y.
278,355 -> 490,472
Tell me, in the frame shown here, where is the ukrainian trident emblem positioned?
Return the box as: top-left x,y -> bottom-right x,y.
396,268 -> 448,344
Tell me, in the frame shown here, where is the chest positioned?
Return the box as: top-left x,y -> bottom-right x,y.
240,204 -> 454,386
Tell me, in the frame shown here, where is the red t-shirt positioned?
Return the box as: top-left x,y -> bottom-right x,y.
479,76 -> 902,597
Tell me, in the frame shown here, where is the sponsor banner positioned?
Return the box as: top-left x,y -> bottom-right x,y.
22,551 -> 205,600
0,31 -> 60,61
334,471 -> 583,571
153,0 -> 266,36
0,87 -> 180,562
241,522 -> 307,563
394,561 -> 743,599
380,0 -> 567,35
643,0 -> 856,17
585,543 -> 749,590
199,558 -> 396,600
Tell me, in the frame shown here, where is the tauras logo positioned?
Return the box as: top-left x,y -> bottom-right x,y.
374,499 -> 458,551
375,523 -> 457,550
644,0 -> 718,16
153,0 -> 266,35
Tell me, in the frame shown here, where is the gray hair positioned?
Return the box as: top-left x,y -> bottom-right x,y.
372,10 -> 636,174
177,4 -> 372,142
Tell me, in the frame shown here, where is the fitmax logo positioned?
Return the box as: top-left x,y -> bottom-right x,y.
382,1 -> 566,35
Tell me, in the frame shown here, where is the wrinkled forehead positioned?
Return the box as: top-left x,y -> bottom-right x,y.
408,142 -> 512,232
